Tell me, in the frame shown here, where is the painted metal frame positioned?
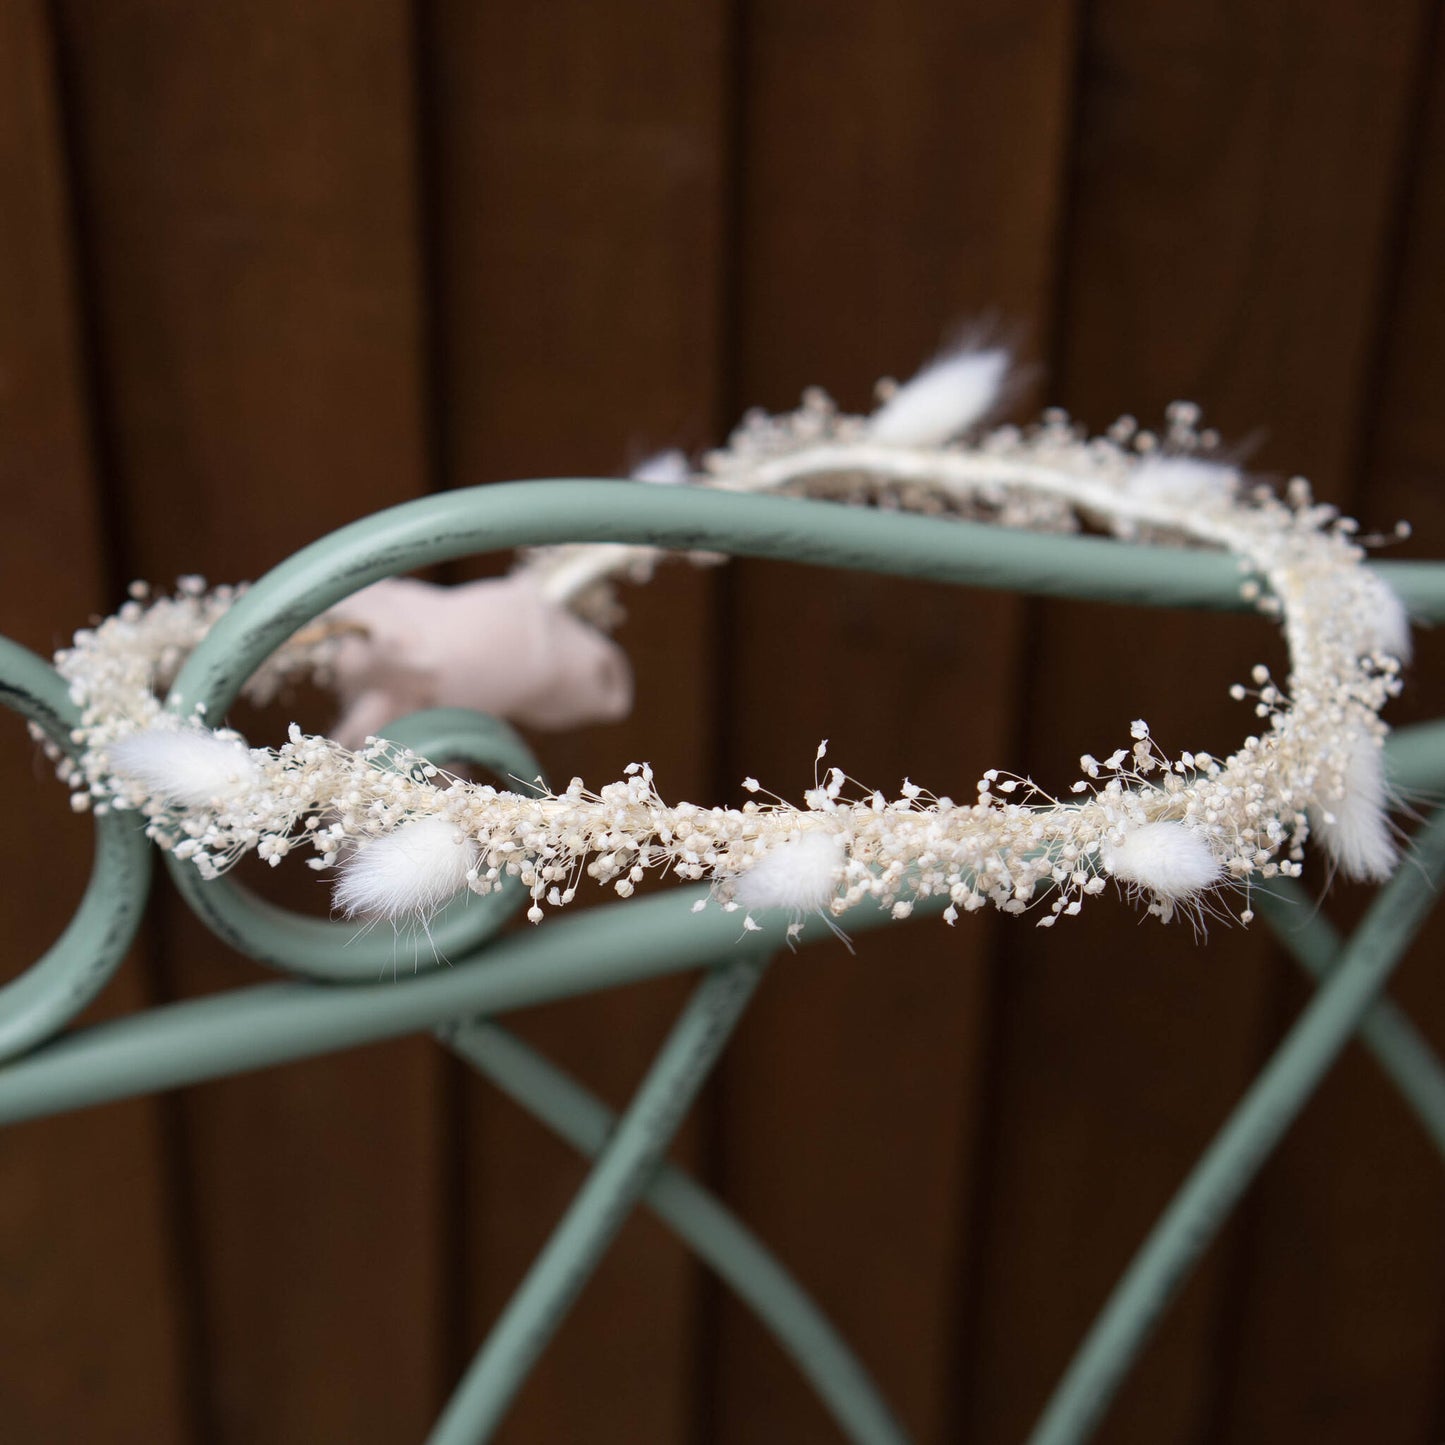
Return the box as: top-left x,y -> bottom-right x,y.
3,480 -> 1444,1444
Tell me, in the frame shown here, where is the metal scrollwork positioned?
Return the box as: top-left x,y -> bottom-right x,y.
4,482 -> 1445,1445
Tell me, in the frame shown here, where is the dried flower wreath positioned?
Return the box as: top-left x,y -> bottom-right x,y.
42,351 -> 1411,940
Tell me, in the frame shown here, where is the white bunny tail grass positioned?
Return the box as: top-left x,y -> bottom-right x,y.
1100,820 -> 1223,918
1124,456 -> 1240,508
718,829 -> 852,951
1356,569 -> 1414,664
1309,734 -> 1398,883
631,449 -> 691,483
867,346 -> 1010,447
728,829 -> 847,914
108,727 -> 259,809
333,818 -> 479,922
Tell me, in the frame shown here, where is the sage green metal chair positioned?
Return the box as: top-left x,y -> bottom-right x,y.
4,481 -> 1445,1444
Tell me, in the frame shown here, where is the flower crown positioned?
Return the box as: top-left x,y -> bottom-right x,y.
43,350 -> 1411,939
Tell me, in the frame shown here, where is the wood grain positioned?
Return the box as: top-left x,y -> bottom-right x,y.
1213,8 -> 1445,1440
959,4 -> 1436,1442
420,3 -> 729,1438
49,4 -> 444,1439
714,3 -> 1075,1440
4,3 -> 1445,1439
0,3 -> 188,1440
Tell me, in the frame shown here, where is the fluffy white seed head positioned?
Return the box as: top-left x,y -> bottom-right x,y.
1355,570 -> 1412,664
631,449 -> 690,484
1125,456 -> 1239,508
728,830 -> 846,914
333,818 -> 479,921
1309,734 -> 1397,882
1099,820 -> 1222,899
108,727 -> 259,809
868,347 -> 1009,447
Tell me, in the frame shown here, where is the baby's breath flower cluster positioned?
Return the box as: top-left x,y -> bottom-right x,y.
44,350 -> 1410,937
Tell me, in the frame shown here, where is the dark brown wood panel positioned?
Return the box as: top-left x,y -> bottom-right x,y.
715,3 -> 1076,1441
0,3 -> 188,1440
5,5 -> 1445,1441
421,3 -> 729,1438
1214,9 -> 1445,1439
49,3 -> 444,1440
960,4 -> 1435,1443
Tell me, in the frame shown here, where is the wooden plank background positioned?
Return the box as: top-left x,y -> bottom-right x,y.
2,2 -> 1443,1441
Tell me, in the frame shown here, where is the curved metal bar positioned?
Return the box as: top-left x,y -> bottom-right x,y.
1024,807 -> 1445,1445
165,479 -> 1273,978
133,483 -> 1438,983
0,635 -> 80,750
161,708 -> 540,979
0,638 -> 152,1062
1252,877 -> 1445,1159
0,810 -> 152,1064
446,1017 -> 912,1445
0,889 -> 932,1124
165,483 -> 1251,717
165,480 -> 1445,727
1385,717 -> 1445,796
376,707 -> 544,789
0,477 -> 1440,1444
1373,558 -> 1445,620
156,870 -> 519,983
429,950 -> 771,1445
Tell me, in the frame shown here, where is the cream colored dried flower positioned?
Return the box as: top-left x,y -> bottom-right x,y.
49,348 -> 1409,939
